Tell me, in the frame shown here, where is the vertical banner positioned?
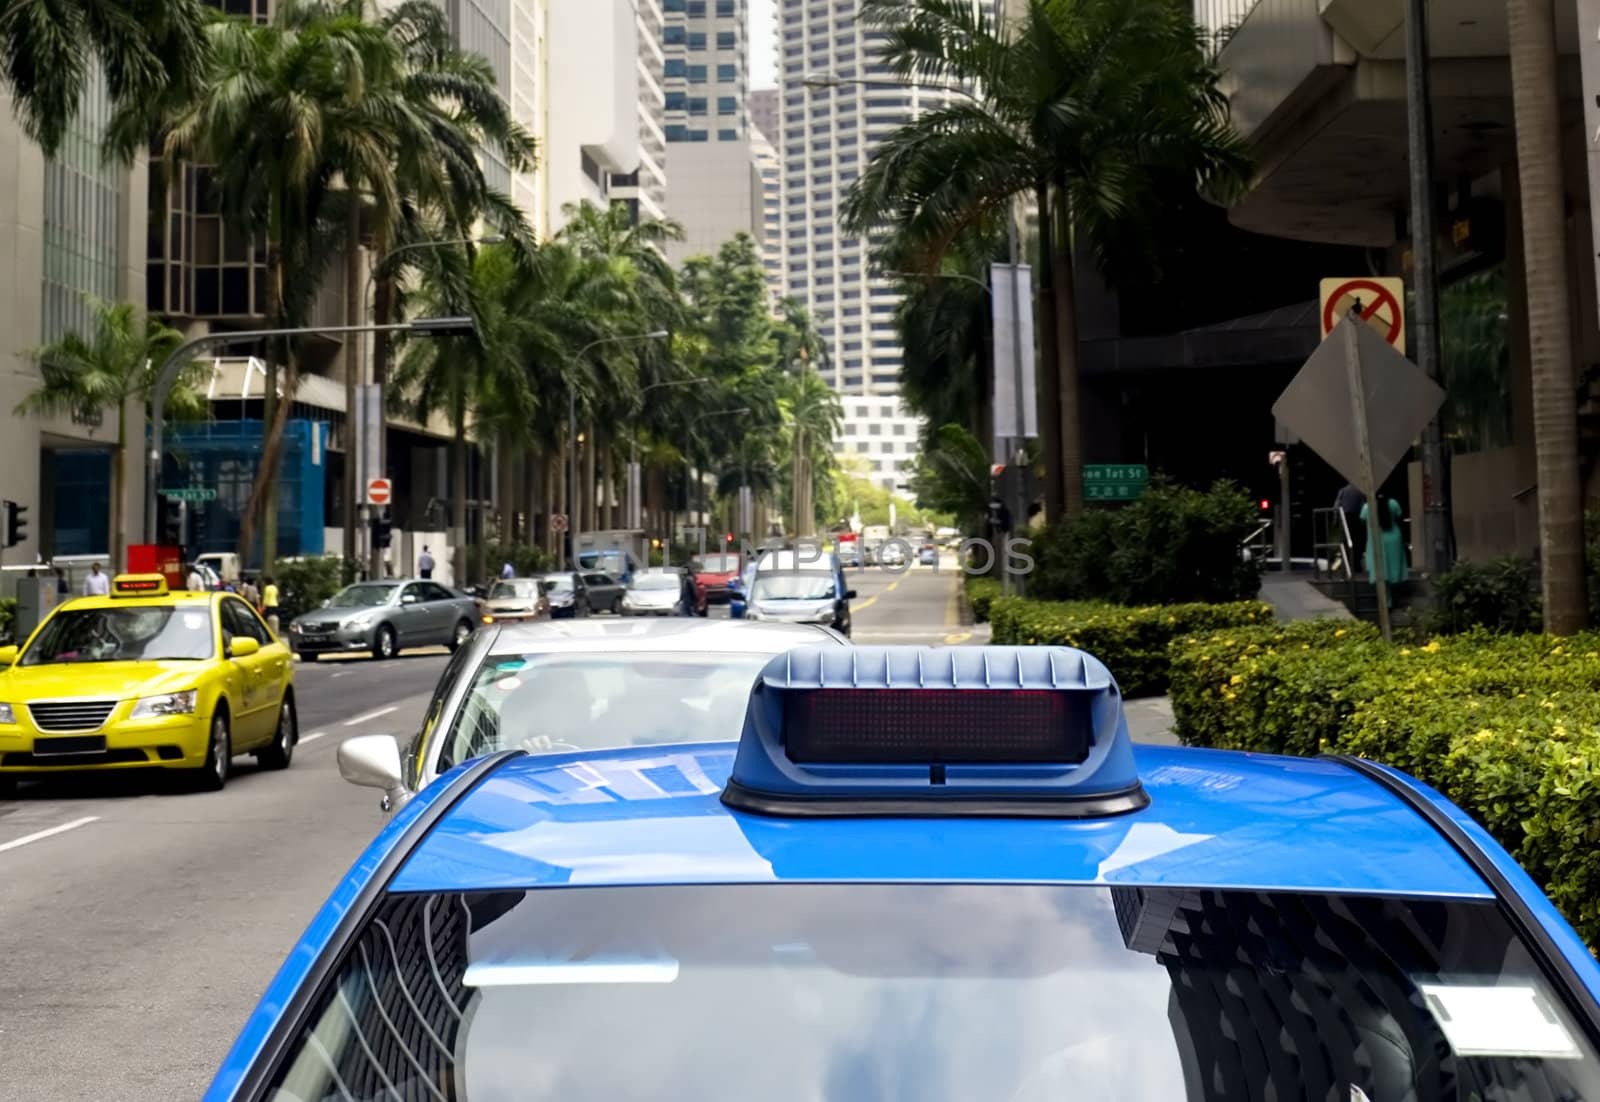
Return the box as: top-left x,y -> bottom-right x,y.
627,462 -> 642,529
990,262 -> 1038,457
739,486 -> 753,535
1581,0 -> 1600,323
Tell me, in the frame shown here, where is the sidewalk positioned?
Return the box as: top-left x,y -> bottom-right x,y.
1258,572 -> 1354,622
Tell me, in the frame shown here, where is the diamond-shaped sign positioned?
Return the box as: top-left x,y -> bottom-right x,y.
1272,313 -> 1444,491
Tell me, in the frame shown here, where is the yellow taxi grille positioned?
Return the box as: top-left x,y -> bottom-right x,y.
27,700 -> 117,732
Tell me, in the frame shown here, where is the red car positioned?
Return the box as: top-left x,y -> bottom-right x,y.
689,552 -> 742,615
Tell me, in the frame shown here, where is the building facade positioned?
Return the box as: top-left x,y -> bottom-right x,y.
751,121 -> 783,304
835,395 -> 921,497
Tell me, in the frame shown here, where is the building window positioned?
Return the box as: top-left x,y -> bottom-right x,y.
892,423 -> 907,436
879,441 -> 894,454
688,97 -> 707,115
718,128 -> 738,141
665,91 -> 687,111
688,64 -> 707,82
868,424 -> 882,436
687,0 -> 705,13
688,31 -> 706,49
717,96 -> 737,114
665,59 -> 687,78
717,63 -> 736,81
664,0 -> 686,9
880,405 -> 894,418
716,30 -> 735,48
665,25 -> 687,44
689,129 -> 709,142
715,0 -> 734,13
666,124 -> 689,141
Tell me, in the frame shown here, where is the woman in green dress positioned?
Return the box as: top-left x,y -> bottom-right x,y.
1359,495 -> 1408,606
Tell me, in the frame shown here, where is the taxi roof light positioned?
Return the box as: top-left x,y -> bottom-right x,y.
111,573 -> 169,597
722,645 -> 1147,819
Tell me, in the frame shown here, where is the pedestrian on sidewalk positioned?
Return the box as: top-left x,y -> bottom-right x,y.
1335,482 -> 1366,573
261,576 -> 280,635
501,560 -> 515,580
1359,495 -> 1408,608
83,563 -> 110,596
418,546 -> 435,579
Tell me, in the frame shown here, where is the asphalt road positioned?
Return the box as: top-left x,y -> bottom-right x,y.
0,560 -> 970,1100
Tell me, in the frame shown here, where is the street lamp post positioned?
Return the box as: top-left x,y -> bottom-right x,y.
145,317 -> 474,557
359,234 -> 503,578
684,408 -> 751,562
568,331 -> 670,568
630,376 -> 708,535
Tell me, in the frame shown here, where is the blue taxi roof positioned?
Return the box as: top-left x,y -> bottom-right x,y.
389,742 -> 1491,899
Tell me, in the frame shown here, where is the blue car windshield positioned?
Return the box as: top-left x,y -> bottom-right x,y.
265,883 -> 1600,1101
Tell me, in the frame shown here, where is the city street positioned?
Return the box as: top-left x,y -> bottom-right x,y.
0,559 -> 969,1101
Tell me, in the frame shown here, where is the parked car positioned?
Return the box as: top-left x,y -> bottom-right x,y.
580,571 -> 626,615
288,579 -> 480,660
622,569 -> 692,616
481,578 -> 550,625
537,572 -> 591,619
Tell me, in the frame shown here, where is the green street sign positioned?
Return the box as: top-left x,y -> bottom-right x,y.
159,487 -> 218,503
1082,464 -> 1149,502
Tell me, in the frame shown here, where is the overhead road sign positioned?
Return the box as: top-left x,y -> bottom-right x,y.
1083,464 -> 1149,502
1320,277 -> 1406,351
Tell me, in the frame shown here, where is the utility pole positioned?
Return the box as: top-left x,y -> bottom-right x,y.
1405,0 -> 1452,574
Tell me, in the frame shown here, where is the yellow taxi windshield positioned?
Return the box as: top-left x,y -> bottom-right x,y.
20,606 -> 215,666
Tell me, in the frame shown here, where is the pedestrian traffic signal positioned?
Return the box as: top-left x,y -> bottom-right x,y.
159,496 -> 184,544
3,500 -> 27,548
725,532 -> 734,544
371,510 -> 393,549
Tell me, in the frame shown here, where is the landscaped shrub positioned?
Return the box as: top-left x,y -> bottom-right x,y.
271,555 -> 347,623
1167,625 -> 1600,947
1028,479 -> 1262,605
486,543 -> 554,579
1429,556 -> 1540,635
989,596 -> 1272,698
964,575 -> 1001,623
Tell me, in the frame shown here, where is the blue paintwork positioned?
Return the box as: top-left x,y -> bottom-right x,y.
727,646 -> 1143,803
391,741 -> 1491,900
1363,760 -> 1600,1004
201,763 -> 480,1102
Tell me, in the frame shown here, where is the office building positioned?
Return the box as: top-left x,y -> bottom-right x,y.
749,87 -> 778,145
751,122 -> 783,304
510,0 -> 549,235
836,396 -> 920,497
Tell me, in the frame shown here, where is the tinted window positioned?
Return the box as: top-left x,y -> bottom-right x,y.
328,584 -> 396,608
400,584 -> 425,603
222,599 -> 269,644
540,574 -> 576,593
422,583 -> 455,602
582,573 -> 613,588
490,581 -> 541,600
267,885 -> 1600,1101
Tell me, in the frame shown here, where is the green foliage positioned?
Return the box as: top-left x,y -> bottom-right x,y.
270,556 -> 347,624
908,423 -> 989,533
485,544 -> 553,578
1167,625 -> 1600,946
0,597 -> 15,643
964,575 -> 1001,623
1429,556 -> 1541,635
1030,480 -> 1262,605
988,596 -> 1273,698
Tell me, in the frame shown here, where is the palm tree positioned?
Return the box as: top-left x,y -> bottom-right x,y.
0,0 -> 209,157
782,367 -> 843,536
844,0 -> 1249,519
15,299 -> 204,568
1507,0 -> 1587,633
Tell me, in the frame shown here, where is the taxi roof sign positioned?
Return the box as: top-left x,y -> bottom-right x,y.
111,573 -> 169,597
722,645 -> 1146,819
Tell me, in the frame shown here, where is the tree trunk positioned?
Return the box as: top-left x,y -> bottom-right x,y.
1508,0 -> 1587,633
540,453 -> 556,556
111,405 -> 127,571
1035,182 -> 1064,521
600,435 -> 614,530
239,351 -> 296,569
584,424 -> 598,531
451,396 -> 468,586
342,202 -> 362,569
1050,183 -> 1084,518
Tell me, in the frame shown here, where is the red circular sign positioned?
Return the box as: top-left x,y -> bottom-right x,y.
367,478 -> 392,505
1322,279 -> 1404,345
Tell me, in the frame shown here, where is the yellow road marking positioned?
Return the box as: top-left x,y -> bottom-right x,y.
885,579 -> 900,592
944,572 -> 961,628
854,594 -> 879,612
944,631 -> 972,645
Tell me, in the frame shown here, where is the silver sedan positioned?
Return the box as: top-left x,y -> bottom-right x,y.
288,578 -> 482,661
338,617 -> 848,810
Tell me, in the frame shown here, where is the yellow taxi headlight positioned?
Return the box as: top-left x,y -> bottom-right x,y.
0,703 -> 14,725
130,690 -> 198,719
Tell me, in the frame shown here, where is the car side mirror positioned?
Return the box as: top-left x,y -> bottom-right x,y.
229,636 -> 261,658
338,734 -> 405,798
0,645 -> 16,667
846,589 -> 857,600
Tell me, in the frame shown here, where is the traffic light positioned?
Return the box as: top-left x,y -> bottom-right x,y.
987,497 -> 1011,533
159,496 -> 184,545
371,510 -> 393,549
724,532 -> 734,544
3,499 -> 27,548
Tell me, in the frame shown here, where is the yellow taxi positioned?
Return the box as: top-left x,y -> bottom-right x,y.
0,574 -> 297,793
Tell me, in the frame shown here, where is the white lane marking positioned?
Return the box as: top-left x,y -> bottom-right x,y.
0,816 -> 99,855
300,731 -> 328,743
331,672 -> 350,679
343,705 -> 398,727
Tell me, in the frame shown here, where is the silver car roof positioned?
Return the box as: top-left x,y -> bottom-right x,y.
487,617 -> 846,655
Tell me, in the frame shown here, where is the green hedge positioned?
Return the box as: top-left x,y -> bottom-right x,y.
964,576 -> 1001,623
989,596 -> 1273,698
1168,625 -> 1600,946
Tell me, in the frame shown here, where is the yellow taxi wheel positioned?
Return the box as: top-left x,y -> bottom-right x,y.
257,694 -> 297,770
192,710 -> 231,792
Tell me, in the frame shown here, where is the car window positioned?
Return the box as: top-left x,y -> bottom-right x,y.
222,598 -> 269,645
582,573 -> 612,587
20,605 -> 216,664
422,583 -> 455,602
400,583 -> 425,604
405,642 -> 480,791
328,583 -> 397,608
491,580 -> 541,600
750,572 -> 837,601
541,574 -> 576,593
437,651 -> 775,768
265,884 -> 1600,1102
